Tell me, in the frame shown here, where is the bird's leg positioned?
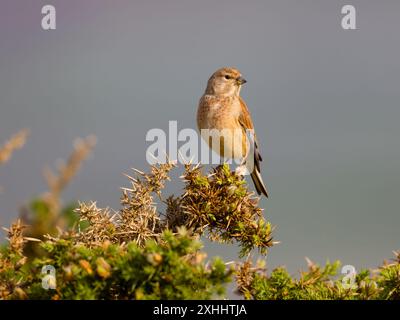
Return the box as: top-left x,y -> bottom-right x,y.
235,158 -> 248,177
235,165 -> 248,177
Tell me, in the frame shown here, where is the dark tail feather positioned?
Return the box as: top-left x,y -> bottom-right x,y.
251,169 -> 269,198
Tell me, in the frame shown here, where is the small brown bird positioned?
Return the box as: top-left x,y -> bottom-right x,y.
197,67 -> 269,197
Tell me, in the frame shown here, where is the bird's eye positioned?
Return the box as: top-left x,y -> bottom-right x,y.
224,75 -> 231,80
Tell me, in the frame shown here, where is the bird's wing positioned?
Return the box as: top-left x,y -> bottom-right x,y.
238,97 -> 262,171
238,97 -> 269,197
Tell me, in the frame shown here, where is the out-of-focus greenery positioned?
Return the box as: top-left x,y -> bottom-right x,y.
236,255 -> 400,300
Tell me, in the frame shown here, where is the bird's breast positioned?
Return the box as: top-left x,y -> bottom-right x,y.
197,95 -> 246,159
197,95 -> 241,130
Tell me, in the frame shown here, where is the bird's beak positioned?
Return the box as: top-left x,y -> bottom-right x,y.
236,76 -> 247,85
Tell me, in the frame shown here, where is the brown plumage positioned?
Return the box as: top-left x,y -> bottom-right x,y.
197,67 -> 269,197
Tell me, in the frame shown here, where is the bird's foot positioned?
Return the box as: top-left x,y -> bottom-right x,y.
235,165 -> 249,177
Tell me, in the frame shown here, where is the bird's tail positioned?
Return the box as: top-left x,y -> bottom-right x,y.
251,169 -> 269,198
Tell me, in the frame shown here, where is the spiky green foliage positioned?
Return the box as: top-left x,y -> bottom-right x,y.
24,229 -> 231,300
165,164 -> 274,257
236,254 -> 400,300
0,220 -> 231,300
1,159 -> 399,300
2,162 -> 267,300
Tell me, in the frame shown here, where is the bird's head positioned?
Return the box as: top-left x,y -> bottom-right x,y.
205,67 -> 247,96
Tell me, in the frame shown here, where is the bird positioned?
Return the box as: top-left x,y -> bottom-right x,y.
197,67 -> 269,197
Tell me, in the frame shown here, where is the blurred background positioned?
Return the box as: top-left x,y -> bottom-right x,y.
1,0 -> 399,290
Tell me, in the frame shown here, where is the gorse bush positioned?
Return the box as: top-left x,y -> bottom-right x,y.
0,138 -> 270,299
173,164 -> 274,257
0,132 -> 399,300
71,162 -> 273,256
1,220 -> 231,299
236,255 -> 400,300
